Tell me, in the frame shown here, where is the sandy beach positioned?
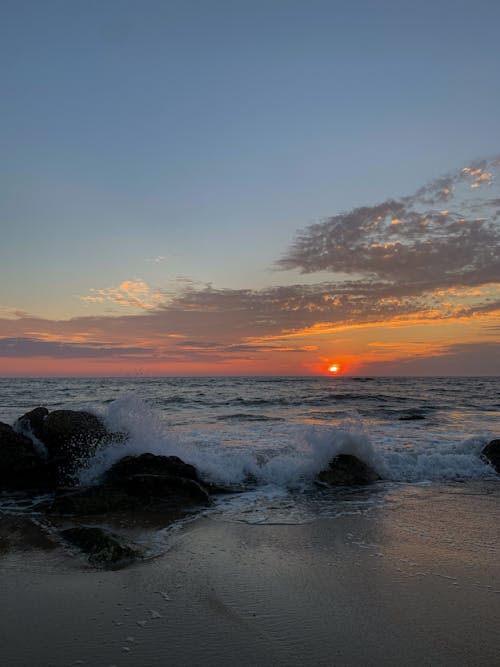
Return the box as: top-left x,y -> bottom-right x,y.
1,481 -> 499,667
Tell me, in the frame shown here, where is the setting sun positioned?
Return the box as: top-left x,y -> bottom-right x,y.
329,364 -> 340,374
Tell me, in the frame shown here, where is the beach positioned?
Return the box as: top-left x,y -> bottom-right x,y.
2,480 -> 499,666
2,0 -> 500,662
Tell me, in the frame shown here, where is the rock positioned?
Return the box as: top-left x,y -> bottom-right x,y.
105,453 -> 199,484
48,471 -> 210,515
41,410 -> 109,459
39,410 -> 121,484
318,454 -> 380,486
60,526 -> 141,567
0,422 -> 47,490
480,439 -> 500,473
104,453 -> 211,507
117,473 -> 211,506
15,407 -> 49,442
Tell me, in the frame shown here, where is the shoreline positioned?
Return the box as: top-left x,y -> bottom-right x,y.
1,481 -> 499,666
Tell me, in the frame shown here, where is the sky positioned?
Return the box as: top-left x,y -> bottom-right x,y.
1,0 -> 499,376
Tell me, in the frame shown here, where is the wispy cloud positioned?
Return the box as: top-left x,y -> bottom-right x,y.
278,157 -> 500,294
81,278 -> 164,310
0,337 -> 149,359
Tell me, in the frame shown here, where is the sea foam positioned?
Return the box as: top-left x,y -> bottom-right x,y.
76,395 -> 495,489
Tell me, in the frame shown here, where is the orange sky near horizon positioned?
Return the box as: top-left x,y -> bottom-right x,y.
1,160 -> 499,377
1,307 -> 497,377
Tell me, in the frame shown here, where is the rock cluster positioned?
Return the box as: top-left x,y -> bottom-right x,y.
3,407 -> 122,489
1,406 -> 498,567
1,407 -> 214,508
0,407 -> 215,567
48,453 -> 212,516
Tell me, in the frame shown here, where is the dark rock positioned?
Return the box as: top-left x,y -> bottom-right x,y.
318,454 -> 380,486
15,407 -> 49,442
39,410 -> 122,484
104,454 -> 211,507
480,439 -> 500,473
105,453 -> 199,484
117,473 -> 211,506
48,485 -> 137,515
41,410 -> 108,459
60,526 -> 141,567
0,422 -> 46,490
49,470 -> 210,515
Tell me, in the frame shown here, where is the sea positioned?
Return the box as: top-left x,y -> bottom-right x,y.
1,376 -> 499,525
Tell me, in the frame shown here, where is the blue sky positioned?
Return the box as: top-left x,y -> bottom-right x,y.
1,0 -> 499,375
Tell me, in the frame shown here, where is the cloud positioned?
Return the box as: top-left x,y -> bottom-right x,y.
81,279 -> 164,309
160,280 -> 500,336
278,157 -> 500,293
0,337 -> 149,359
177,339 -> 315,354
1,277 -> 497,362
0,307 -> 37,320
1,157 -> 499,373
0,335 -> 300,363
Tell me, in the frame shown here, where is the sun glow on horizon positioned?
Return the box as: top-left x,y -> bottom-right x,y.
328,364 -> 340,374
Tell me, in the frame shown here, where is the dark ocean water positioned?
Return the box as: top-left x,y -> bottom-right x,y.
1,376 -> 498,476
1,376 -> 499,521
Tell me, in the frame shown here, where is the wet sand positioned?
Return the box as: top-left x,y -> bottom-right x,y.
1,482 -> 500,666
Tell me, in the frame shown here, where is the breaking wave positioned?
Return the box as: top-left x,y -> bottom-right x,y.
76,395 -> 496,489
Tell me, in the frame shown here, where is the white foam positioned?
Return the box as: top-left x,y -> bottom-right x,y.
76,395 -> 495,489
380,434 -> 494,482
14,421 -> 48,460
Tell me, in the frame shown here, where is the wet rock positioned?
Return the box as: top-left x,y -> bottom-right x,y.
318,454 -> 380,486
481,439 -> 500,473
41,410 -> 109,458
60,526 -> 141,567
39,410 -> 123,484
0,422 -> 46,490
49,471 -> 210,515
104,454 -> 211,507
105,453 -> 199,484
117,473 -> 211,507
15,407 -> 49,442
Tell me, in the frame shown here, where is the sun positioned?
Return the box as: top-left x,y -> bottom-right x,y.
328,364 -> 340,374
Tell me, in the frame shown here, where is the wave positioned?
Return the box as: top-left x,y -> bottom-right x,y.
163,392 -> 421,409
75,395 -> 496,490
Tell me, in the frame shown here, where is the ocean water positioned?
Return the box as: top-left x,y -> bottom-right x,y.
1,376 -> 499,524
